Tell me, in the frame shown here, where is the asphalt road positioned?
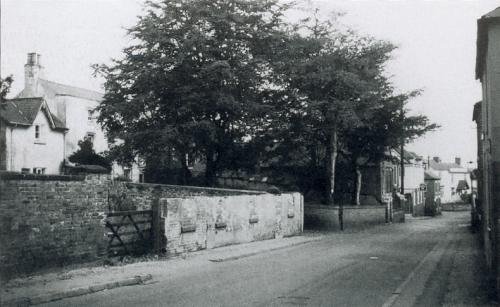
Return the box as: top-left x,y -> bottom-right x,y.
42,211 -> 494,307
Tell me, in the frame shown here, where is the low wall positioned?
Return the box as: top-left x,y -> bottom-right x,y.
160,193 -> 303,254
304,205 -> 387,231
0,171 -> 302,279
441,202 -> 471,212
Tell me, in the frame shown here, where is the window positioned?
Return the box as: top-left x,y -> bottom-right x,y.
84,132 -> 95,143
34,125 -> 45,144
139,173 -> 145,183
87,110 -> 93,121
21,168 -> 30,174
123,168 -> 131,180
35,125 -> 40,139
33,167 -> 45,174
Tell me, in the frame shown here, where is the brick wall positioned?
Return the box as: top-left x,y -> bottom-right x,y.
304,205 -> 388,231
0,173 -> 109,279
160,193 -> 303,255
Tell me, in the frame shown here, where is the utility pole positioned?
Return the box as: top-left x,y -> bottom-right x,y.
400,106 -> 405,195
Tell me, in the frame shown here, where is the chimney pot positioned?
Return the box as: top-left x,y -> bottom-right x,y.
27,52 -> 37,65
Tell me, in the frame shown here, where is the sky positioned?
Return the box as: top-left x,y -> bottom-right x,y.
2,0 -> 499,166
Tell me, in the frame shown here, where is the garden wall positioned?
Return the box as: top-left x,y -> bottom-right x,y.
304,204 -> 389,231
0,171 -> 302,279
160,193 -> 303,254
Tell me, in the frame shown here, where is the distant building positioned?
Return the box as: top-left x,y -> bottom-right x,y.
428,156 -> 471,204
0,53 -> 143,181
399,150 -> 426,216
424,171 -> 441,216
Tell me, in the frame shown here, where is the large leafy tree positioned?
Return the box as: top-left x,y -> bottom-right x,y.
94,0 -> 289,186
267,12 -> 397,204
345,90 -> 438,205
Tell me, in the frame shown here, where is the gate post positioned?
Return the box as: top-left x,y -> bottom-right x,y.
151,196 -> 165,254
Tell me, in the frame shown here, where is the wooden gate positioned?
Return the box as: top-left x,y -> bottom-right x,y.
105,210 -> 153,257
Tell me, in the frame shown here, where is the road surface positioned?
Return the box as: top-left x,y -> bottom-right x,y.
42,211 -> 495,307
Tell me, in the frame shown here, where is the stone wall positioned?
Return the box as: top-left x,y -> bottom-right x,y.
304,205 -> 388,231
160,193 -> 303,255
0,172 -> 300,279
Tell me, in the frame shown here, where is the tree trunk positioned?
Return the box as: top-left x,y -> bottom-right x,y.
179,151 -> 192,185
326,128 -> 338,205
204,150 -> 217,187
353,164 -> 362,206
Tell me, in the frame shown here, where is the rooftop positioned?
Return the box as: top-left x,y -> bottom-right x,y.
39,79 -> 103,102
429,159 -> 461,172
424,171 -> 440,180
476,7 -> 500,80
0,97 -> 67,130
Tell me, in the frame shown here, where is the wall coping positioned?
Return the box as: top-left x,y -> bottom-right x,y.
124,182 -> 267,195
0,171 -> 86,181
305,204 -> 385,210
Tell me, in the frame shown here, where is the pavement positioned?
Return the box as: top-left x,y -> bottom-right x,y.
1,211 -> 497,306
1,234 -> 323,306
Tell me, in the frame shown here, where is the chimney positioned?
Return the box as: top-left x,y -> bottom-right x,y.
433,156 -> 441,163
455,157 -> 461,166
24,52 -> 44,96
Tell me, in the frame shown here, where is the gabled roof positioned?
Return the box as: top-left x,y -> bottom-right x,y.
476,7 -> 500,80
424,171 -> 440,180
39,79 -> 103,102
0,97 -> 67,130
394,148 -> 422,163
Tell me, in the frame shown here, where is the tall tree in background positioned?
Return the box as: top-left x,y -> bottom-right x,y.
94,0 -> 289,186
345,90 -> 438,205
269,12 -> 397,204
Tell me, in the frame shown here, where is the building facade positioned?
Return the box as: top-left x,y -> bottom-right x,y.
0,98 -> 67,174
400,151 -> 426,216
475,6 -> 500,297
424,171 -> 441,216
428,157 -> 471,204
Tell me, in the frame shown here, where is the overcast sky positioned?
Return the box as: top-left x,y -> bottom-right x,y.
2,0 -> 499,165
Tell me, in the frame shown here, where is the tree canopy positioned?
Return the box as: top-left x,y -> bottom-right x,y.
94,0 -> 290,185
95,0 -> 437,201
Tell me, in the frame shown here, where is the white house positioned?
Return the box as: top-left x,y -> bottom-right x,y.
0,97 -> 66,174
1,53 -> 143,181
428,156 -> 471,204
394,150 -> 426,216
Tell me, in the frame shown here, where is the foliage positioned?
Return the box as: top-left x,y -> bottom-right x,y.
68,138 -> 112,170
95,1 -> 437,200
0,75 -> 14,100
93,0 -> 290,186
